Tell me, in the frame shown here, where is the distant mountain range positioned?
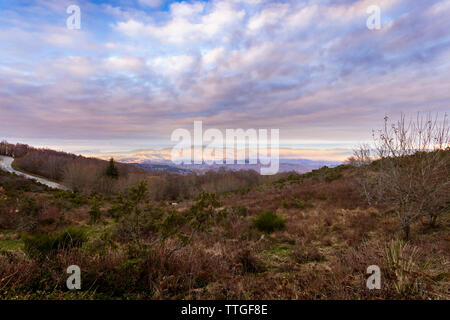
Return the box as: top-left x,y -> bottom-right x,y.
91,147 -> 344,174
131,158 -> 341,175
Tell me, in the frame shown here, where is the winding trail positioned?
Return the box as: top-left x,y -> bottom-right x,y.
0,155 -> 68,190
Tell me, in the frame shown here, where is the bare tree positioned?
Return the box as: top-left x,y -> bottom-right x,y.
354,113 -> 449,239
63,161 -> 97,193
351,143 -> 381,205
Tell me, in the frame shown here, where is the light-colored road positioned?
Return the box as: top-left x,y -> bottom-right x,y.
0,155 -> 68,190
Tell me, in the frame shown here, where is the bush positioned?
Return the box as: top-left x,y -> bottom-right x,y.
231,205 -> 248,217
16,196 -> 42,232
384,239 -> 423,297
23,227 -> 88,258
188,191 -> 222,231
303,165 -> 347,183
56,228 -> 87,249
324,170 -> 343,182
235,249 -> 265,273
52,191 -> 88,209
281,197 -> 311,209
88,198 -> 102,224
253,210 -> 286,233
292,247 -> 326,264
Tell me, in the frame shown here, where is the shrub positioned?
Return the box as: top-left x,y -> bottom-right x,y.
324,170 -> 343,182
287,173 -> 302,182
156,208 -> 188,240
84,229 -> 117,254
235,249 -> 265,273
16,196 -> 42,232
22,233 -> 54,258
88,197 -> 102,224
23,227 -> 87,258
303,165 -> 347,183
56,228 -> 87,249
253,210 -> 286,233
110,181 -> 153,241
292,247 -> 326,264
52,191 -> 88,209
281,197 -> 311,209
384,239 -> 423,297
114,203 -> 190,243
188,191 -> 222,232
231,205 -> 248,217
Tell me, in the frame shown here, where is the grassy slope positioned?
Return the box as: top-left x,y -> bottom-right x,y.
0,165 -> 449,300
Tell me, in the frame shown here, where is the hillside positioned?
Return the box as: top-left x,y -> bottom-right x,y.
0,152 -> 448,299
0,141 -> 285,198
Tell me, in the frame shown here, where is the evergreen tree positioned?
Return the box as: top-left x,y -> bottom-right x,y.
88,197 -> 102,224
105,158 -> 119,179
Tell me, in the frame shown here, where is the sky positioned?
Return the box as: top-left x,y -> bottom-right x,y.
0,0 -> 449,161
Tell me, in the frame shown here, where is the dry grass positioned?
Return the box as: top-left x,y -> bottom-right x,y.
0,165 -> 448,300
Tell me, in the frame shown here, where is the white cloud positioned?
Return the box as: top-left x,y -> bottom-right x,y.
105,56 -> 145,72
170,1 -> 204,18
115,0 -> 245,44
115,19 -> 146,37
150,55 -> 196,76
3,0 -> 450,150
200,1 -> 245,37
247,3 -> 288,31
48,56 -> 97,78
202,47 -> 226,66
427,0 -> 450,15
286,5 -> 319,29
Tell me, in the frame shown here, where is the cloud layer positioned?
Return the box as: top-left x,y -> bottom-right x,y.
1,0 -> 449,159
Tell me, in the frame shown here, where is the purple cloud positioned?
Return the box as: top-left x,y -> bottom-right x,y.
0,0 -> 449,158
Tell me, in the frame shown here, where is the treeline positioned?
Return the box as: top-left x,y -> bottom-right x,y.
0,141 -> 150,193
146,168 -> 275,200
0,141 -> 283,199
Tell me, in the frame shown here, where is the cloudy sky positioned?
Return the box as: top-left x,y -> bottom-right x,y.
0,0 -> 449,160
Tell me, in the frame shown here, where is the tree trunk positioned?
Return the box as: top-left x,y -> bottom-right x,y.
403,224 -> 410,241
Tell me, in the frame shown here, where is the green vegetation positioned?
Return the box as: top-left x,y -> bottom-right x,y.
231,205 -> 248,217
254,210 -> 286,233
88,197 -> 102,224
281,197 -> 312,209
22,227 -> 87,258
291,247 -> 326,264
303,165 -> 349,182
52,190 -> 88,208
0,238 -> 23,251
105,158 -> 119,179
188,191 -> 223,231
0,129 -> 448,300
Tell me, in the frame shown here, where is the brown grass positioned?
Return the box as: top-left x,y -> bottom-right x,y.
0,165 -> 448,300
